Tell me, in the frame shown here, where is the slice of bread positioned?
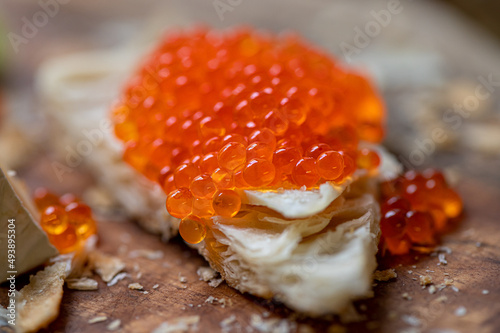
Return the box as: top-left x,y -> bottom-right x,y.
37,50 -> 401,316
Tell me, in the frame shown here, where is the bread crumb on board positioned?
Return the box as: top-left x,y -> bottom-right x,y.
66,277 -> 98,291
402,293 -> 412,301
88,316 -> 108,324
128,283 -> 144,290
373,269 -> 397,281
197,266 -> 216,281
455,306 -> 467,317
89,251 -> 125,282
419,275 -> 433,286
107,319 -> 121,331
152,316 -> 200,333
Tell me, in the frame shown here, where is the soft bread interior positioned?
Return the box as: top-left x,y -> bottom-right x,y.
198,178 -> 381,316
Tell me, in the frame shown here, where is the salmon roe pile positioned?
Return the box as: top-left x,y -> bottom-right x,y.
33,188 -> 97,253
111,27 -> 385,244
380,169 -> 462,255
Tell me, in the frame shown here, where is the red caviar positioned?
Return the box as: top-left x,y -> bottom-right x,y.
111,27 -> 386,244
380,169 -> 462,255
34,188 -> 97,253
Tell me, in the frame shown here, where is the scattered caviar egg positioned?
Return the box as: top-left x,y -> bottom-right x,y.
34,188 -> 60,211
439,188 -> 462,218
190,174 -> 217,199
59,193 -> 78,206
356,148 -> 380,170
166,188 -> 193,218
48,225 -> 78,254
292,157 -> 320,188
34,190 -> 98,252
430,208 -> 447,232
179,215 -> 206,244
381,196 -> 411,213
405,211 -> 434,244
213,190 -> 242,218
65,202 -> 96,239
41,206 -> 69,235
380,209 -> 406,239
243,158 -> 276,187
316,151 -> 344,180
380,170 -> 462,255
384,235 -> 412,256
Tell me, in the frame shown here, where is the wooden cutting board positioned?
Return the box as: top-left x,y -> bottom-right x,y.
0,154 -> 498,333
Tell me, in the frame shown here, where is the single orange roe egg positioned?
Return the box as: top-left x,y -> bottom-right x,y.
356,148 -> 380,170
222,133 -> 247,146
336,152 -> 356,181
316,151 -> 344,180
234,170 -> 249,188
192,198 -> 215,218
380,209 -> 406,239
280,97 -> 308,125
34,188 -> 60,211
305,143 -> 331,159
405,211 -> 434,244
272,147 -> 301,175
292,157 -> 320,188
430,209 -> 447,232
249,91 -> 277,118
166,188 -> 193,218
213,190 -> 242,218
439,188 -> 462,218
174,163 -> 199,188
246,142 -> 273,161
248,128 -> 276,149
179,215 -> 206,244
199,153 -> 219,174
263,110 -> 288,136
243,158 -> 276,187
218,142 -> 247,171
203,137 -> 223,154
381,196 -> 411,213
41,206 -> 69,235
211,168 -> 234,189
199,116 -> 226,138
65,202 -> 96,239
59,193 -> 78,206
384,235 -> 412,255
48,225 -> 78,254
190,174 -> 217,199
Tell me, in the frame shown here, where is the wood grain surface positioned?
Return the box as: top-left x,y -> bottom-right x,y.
1,1 -> 500,332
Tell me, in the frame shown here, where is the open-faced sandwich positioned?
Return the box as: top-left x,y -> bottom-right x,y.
37,27 -> 461,317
